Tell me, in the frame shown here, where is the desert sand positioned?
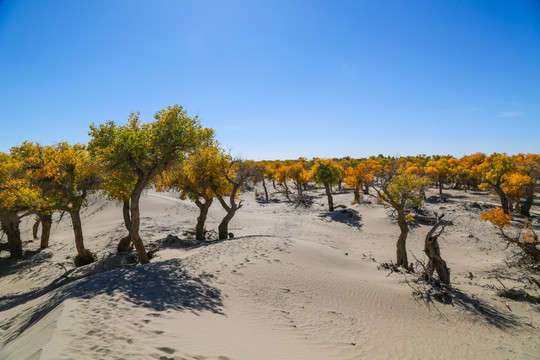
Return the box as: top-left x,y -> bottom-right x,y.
1,185 -> 539,360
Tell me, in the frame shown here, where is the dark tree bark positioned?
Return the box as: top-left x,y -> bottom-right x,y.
40,213 -> 52,248
262,178 -> 269,202
217,195 -> 241,240
396,209 -> 409,268
423,216 -> 450,285
218,208 -> 236,240
353,188 -> 362,204
1,213 -> 22,258
195,198 -> 213,241
324,182 -> 334,212
69,208 -> 95,266
363,183 -> 370,195
294,181 -> 303,198
520,184 -> 534,217
32,218 -> 40,241
282,181 -> 290,201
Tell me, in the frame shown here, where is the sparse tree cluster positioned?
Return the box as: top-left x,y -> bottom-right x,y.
0,109 -> 538,278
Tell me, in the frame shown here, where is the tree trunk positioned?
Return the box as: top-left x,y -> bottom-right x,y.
324,182 -> 334,211
123,199 -> 132,231
396,209 -> 409,268
493,185 -> 510,214
424,217 -> 450,285
69,209 -> 94,266
353,188 -> 361,204
128,184 -> 149,264
1,213 -> 22,258
195,198 -> 213,241
439,179 -> 443,196
520,184 -> 534,217
363,183 -> 370,195
116,199 -> 133,252
272,179 -> 276,190
218,208 -> 236,240
295,181 -> 303,198
32,218 -> 40,241
262,178 -> 269,202
283,181 -> 290,201
40,214 -> 52,248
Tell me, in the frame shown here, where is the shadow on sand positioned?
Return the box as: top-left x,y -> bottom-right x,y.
412,283 -> 525,329
319,209 -> 363,229
0,258 -> 224,344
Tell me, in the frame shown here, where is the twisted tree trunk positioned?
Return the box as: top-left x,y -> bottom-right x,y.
128,182 -> 150,264
117,199 -> 132,252
423,216 -> 450,285
195,198 -> 213,241
1,213 -> 22,258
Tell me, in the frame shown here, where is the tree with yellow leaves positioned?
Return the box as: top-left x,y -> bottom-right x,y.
89,105 -> 214,264
0,152 -> 40,258
275,164 -> 291,201
10,141 -> 58,249
309,159 -> 344,211
343,161 -> 376,204
425,156 -> 454,195
287,160 -> 309,199
214,158 -> 259,240
15,142 -> 101,265
481,208 -> 539,263
513,153 -> 540,216
478,153 -> 517,214
372,165 -> 430,268
158,145 -> 229,240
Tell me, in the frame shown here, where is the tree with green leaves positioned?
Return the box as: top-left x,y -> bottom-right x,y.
89,105 -> 214,264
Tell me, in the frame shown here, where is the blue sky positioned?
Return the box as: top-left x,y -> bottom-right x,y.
0,0 -> 539,160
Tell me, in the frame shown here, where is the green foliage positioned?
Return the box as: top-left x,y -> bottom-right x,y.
88,105 -> 214,188
377,169 -> 429,209
309,158 -> 344,186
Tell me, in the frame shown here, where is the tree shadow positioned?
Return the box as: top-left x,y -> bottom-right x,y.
0,247 -> 53,280
450,288 -> 524,329
319,209 -> 363,229
0,258 -> 224,345
411,282 -> 524,330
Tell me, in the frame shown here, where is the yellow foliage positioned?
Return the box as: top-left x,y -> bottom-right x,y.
480,208 -> 511,229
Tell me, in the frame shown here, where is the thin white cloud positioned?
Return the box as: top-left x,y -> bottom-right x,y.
498,111 -> 523,118
442,107 -> 484,113
499,101 -> 524,107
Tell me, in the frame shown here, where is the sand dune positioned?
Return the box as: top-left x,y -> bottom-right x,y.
1,186 -> 539,359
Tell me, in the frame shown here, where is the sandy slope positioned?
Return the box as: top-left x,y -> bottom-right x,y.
0,186 -> 539,359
